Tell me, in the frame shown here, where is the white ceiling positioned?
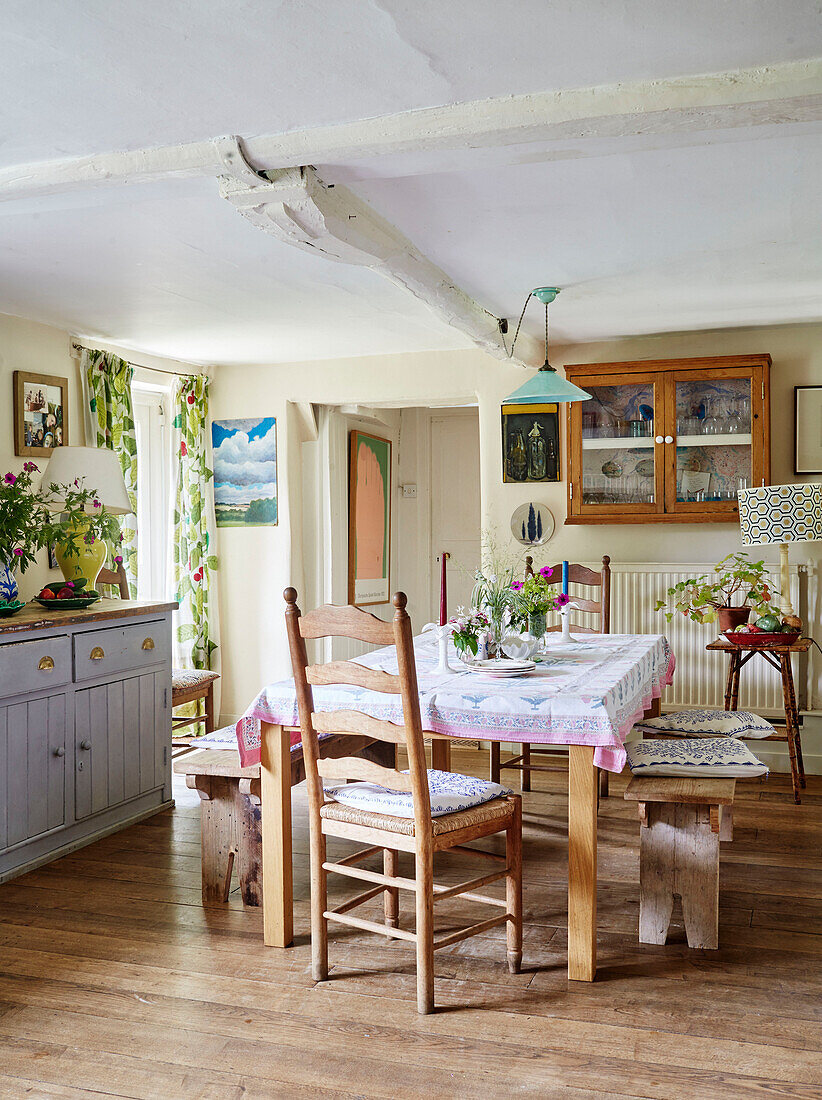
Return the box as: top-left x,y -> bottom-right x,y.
1,1 -> 822,363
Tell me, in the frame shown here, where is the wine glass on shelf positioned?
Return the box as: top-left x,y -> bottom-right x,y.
702,398 -> 721,435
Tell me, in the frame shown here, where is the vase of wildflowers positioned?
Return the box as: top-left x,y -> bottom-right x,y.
449,607 -> 489,662
0,463 -> 48,605
472,565 -> 520,657
511,565 -> 562,640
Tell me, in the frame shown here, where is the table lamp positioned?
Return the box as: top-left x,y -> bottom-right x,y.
737,482 -> 822,628
40,446 -> 133,588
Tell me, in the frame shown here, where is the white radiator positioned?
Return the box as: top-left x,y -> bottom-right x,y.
571,562 -> 801,717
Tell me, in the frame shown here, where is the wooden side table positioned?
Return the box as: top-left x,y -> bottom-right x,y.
706,637 -> 811,803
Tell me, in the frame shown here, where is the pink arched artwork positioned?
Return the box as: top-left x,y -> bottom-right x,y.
348,431 -> 391,605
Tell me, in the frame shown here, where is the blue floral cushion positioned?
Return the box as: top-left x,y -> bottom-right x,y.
626,737 -> 768,777
326,769 -> 513,818
636,708 -> 774,740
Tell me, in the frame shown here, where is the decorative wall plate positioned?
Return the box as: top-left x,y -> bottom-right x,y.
635,458 -> 655,478
511,502 -> 554,545
601,460 -> 623,479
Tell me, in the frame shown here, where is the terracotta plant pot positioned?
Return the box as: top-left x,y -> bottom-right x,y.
717,606 -> 751,633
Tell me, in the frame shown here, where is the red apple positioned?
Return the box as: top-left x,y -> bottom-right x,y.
57,587 -> 75,599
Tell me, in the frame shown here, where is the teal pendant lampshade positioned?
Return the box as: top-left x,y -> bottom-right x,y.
504,287 -> 592,405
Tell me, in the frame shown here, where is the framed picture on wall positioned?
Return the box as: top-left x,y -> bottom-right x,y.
348,430 -> 392,606
795,386 -> 822,474
211,417 -> 278,527
501,402 -> 560,483
14,370 -> 69,457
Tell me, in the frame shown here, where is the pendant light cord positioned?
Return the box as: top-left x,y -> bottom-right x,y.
505,292 -> 534,359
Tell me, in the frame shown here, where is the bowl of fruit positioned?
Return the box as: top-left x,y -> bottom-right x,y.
35,581 -> 101,610
723,613 -> 800,648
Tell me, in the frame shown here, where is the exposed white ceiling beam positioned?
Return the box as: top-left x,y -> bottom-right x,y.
216,144 -> 540,364
1,59 -> 820,203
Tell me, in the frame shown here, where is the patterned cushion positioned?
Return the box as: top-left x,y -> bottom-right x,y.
325,769 -> 513,819
194,725 -> 306,755
626,737 -> 768,778
172,669 -> 220,690
635,708 -> 774,740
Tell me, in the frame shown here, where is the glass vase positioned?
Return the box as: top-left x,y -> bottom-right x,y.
528,610 -> 547,639
487,615 -> 506,659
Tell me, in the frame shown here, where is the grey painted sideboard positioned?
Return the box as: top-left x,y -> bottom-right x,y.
0,599 -> 177,882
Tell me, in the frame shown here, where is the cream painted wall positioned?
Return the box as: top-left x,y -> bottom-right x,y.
212,321 -> 822,725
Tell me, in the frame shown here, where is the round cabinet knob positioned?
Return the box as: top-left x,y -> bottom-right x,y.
80,739 -> 92,751
655,435 -> 664,444
53,746 -> 66,757
664,435 -> 674,444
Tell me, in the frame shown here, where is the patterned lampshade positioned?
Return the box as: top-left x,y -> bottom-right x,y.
738,483 -> 822,546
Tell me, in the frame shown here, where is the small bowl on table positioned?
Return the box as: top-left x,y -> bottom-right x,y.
723,629 -> 800,648
0,599 -> 26,618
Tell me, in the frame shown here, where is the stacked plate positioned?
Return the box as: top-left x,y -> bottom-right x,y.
464,658 -> 536,677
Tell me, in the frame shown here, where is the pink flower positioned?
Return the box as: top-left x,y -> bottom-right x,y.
539,566 -> 554,579
554,593 -> 570,608
114,555 -> 123,565
22,462 -> 38,472
66,581 -> 75,588
93,498 -> 101,508
12,548 -> 23,556
511,580 -> 523,591
4,472 -> 16,485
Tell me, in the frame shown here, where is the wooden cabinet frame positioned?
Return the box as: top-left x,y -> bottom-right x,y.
565,355 -> 771,525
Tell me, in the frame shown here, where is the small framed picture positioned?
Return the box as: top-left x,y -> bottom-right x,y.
795,386 -> 822,474
501,403 -> 560,483
14,371 -> 69,457
47,543 -> 59,570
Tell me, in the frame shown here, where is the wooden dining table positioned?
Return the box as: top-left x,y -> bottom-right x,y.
234,631 -> 675,982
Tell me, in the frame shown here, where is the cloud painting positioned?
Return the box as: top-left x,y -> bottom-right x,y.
212,417 -> 277,527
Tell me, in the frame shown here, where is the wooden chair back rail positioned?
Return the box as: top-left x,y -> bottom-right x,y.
523,556 -> 611,633
311,710 -> 407,744
298,603 -> 395,644
97,563 -> 129,600
316,755 -> 413,792
306,661 -> 401,693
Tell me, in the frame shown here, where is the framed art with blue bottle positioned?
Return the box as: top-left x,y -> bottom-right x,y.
501,403 -> 560,483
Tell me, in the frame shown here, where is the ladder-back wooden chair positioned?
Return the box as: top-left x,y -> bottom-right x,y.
97,561 -> 129,599
285,587 -> 523,1015
491,555 -> 612,796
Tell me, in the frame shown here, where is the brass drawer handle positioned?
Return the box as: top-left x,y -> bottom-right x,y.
38,656 -> 55,671
90,646 -> 105,660
141,637 -> 155,651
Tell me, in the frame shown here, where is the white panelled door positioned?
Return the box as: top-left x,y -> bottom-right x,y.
430,409 -> 481,619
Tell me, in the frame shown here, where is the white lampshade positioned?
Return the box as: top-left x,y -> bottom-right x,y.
738,483 -> 822,546
40,446 -> 133,515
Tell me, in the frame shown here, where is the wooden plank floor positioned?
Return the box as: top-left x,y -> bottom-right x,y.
0,749 -> 820,1099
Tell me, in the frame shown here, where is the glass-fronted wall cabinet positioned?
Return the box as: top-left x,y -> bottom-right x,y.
565,355 -> 770,524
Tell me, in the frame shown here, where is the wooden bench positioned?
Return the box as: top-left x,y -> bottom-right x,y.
175,734 -> 396,907
624,775 -> 735,950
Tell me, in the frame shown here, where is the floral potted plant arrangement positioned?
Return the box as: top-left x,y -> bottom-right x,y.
449,606 -> 490,662
0,463 -> 46,613
654,552 -> 776,633
0,463 -> 123,615
470,563 -> 521,657
511,565 -> 566,638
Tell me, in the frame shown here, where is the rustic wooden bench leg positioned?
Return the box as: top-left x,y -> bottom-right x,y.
189,775 -> 237,905
676,804 -> 719,950
639,802 -> 676,945
719,805 -> 733,842
236,781 -> 263,907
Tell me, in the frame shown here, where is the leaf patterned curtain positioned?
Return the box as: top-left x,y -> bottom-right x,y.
170,375 -> 220,671
81,348 -> 138,596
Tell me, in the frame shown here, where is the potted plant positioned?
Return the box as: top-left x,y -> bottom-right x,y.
511,565 -> 562,637
654,552 -> 773,632
38,476 -> 123,589
0,462 -> 48,606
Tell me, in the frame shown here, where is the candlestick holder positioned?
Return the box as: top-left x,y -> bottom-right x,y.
422,622 -> 459,675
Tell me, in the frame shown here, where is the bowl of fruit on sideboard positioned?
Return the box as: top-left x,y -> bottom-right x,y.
34,581 -> 101,610
723,612 -> 800,648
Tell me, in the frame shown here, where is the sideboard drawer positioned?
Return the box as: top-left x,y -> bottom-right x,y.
73,620 -> 169,682
0,636 -> 72,697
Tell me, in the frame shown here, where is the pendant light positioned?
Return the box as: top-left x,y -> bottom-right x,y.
503,287 -> 591,404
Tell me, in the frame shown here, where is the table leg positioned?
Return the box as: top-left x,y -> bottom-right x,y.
779,655 -> 805,803
260,721 -> 293,946
724,652 -> 737,711
430,736 -> 451,772
568,745 -> 597,981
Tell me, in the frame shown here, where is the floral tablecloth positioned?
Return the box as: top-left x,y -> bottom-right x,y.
235,632 -> 675,773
